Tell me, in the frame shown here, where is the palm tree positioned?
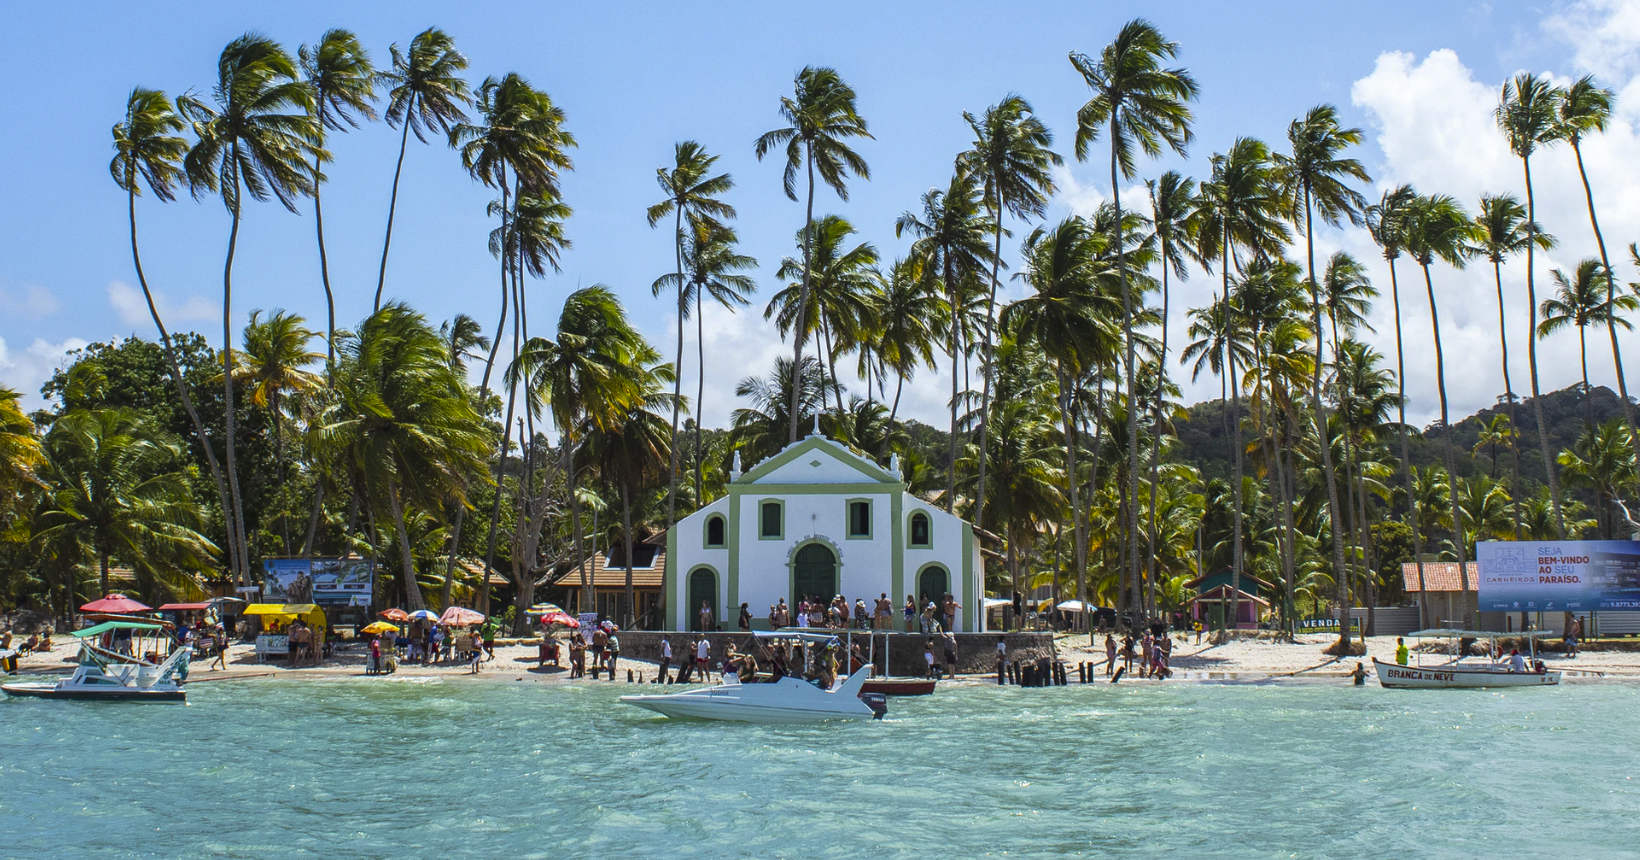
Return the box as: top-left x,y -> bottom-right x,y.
1142,170 -> 1196,617
1555,76 -> 1636,446
1474,192 -> 1553,529
1558,419 -> 1638,539
111,87 -> 237,575
0,387 -> 43,532
1473,414 -> 1516,478
326,303 -> 489,611
1365,185 -> 1430,622
769,215 -> 878,412
1404,193 -> 1478,604
34,409 -> 217,599
652,219 -> 757,504
1189,137 -> 1289,631
873,257 -> 946,425
647,141 -> 736,529
1497,72 -> 1567,536
235,309 -> 323,552
1071,18 -> 1197,625
181,34 -> 319,586
958,95 -> 1062,524
587,367 -> 675,627
895,172 -> 995,511
730,357 -> 827,466
299,29 -> 376,369
376,27 -> 471,309
1277,103 -> 1368,648
754,66 -> 872,443
1541,259 -> 1636,429
512,287 -> 654,615
440,313 -> 490,376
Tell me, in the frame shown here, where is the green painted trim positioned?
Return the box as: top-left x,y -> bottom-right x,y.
736,435 -> 895,485
785,536 -> 842,605
905,508 -> 933,548
666,525 -> 679,629
756,498 -> 785,540
685,564 -> 720,629
702,513 -> 727,548
914,561 -> 952,607
962,522 -> 977,633
727,496 -> 740,612
890,491 -> 904,606
843,497 -> 873,540
734,482 -> 899,495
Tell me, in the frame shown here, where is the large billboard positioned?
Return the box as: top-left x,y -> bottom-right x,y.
262,558 -> 375,606
1477,540 -> 1640,611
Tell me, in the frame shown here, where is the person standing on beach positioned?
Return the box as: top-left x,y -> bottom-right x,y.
659,637 -> 673,682
570,635 -> 586,678
606,632 -> 620,680
369,636 -> 381,675
699,600 -> 714,632
942,632 -> 958,677
875,594 -> 891,630
695,636 -> 711,682
903,595 -> 916,632
1105,633 -> 1118,677
943,594 -> 960,633
738,603 -> 752,632
923,639 -> 938,679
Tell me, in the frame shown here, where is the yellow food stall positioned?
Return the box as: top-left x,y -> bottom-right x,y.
243,603 -> 326,661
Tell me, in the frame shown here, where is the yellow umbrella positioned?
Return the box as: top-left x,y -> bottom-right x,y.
360,621 -> 401,636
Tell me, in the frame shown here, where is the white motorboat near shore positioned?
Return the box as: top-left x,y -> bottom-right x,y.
1375,629 -> 1560,689
1,621 -> 188,703
620,670 -> 883,722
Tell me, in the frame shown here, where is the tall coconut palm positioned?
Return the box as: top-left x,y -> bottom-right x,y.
34,409 -> 218,599
326,303 -> 490,611
1555,76 -> 1637,450
1558,419 -> 1638,539
958,95 -> 1062,524
652,219 -> 756,504
0,387 -> 43,535
730,357 -> 827,466
895,172 -> 995,511
180,34 -> 319,586
1142,171 -> 1196,616
1071,18 -> 1197,625
586,367 -> 675,627
1189,137 -> 1289,631
769,215 -> 878,413
754,67 -> 871,443
440,313 -> 490,376
1541,259 -> 1636,430
511,287 -> 654,615
111,87 -> 237,574
234,309 -> 323,552
298,29 -> 376,369
1497,72 -> 1567,536
1474,192 -> 1553,532
647,141 -> 735,529
874,257 -> 947,425
1404,193 -> 1478,603
375,27 -> 471,309
1276,103 -> 1368,648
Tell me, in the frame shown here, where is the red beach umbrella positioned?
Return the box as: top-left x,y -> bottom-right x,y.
379,608 -> 410,622
80,593 -> 152,614
540,611 -> 579,629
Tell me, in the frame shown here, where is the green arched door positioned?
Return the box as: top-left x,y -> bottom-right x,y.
688,567 -> 718,631
792,543 -> 838,607
918,565 -> 950,618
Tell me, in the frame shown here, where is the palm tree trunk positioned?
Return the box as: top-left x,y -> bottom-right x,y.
822,320 -> 845,415
1221,237 -> 1245,634
1109,141 -> 1143,627
946,254 -> 960,514
695,292 -> 706,506
975,189 -> 1005,525
1302,187 -> 1353,651
569,439 -> 591,617
668,207 -> 684,533
787,142 -> 816,444
1423,262 -> 1471,609
1579,325 -> 1593,431
387,479 -> 426,611
222,149 -> 250,587
1571,139 -> 1639,458
374,105 -> 415,312
1081,375 -> 1105,645
1145,252 -> 1171,629
1057,361 -> 1083,637
478,175 -> 516,614
1522,156 -> 1566,536
888,373 -> 904,426
1388,255 -> 1430,625
1492,259 -> 1525,540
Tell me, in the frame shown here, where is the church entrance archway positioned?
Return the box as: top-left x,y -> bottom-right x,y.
792,543 -> 838,607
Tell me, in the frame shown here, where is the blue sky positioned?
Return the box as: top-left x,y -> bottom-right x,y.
2,0 -> 1633,428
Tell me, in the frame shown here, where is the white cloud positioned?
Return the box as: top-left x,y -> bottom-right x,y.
0,336 -> 89,412
106,280 -> 216,329
0,283 -> 60,320
1544,0 -> 1640,82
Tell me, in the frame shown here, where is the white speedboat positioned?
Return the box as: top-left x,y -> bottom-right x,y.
1375,629 -> 1560,689
621,670 -> 883,722
2,621 -> 188,703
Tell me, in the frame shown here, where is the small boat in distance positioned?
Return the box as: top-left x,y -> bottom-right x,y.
1374,629 -> 1561,689
1,621 -> 188,703
622,631 -> 885,722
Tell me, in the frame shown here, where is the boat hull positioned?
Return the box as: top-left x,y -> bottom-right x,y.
860,678 -> 936,696
1373,658 -> 1560,689
1,682 -> 186,702
620,673 -> 878,723
620,695 -> 871,723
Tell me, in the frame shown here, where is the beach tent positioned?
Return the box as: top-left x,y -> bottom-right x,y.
243,603 -> 327,630
80,594 -> 152,614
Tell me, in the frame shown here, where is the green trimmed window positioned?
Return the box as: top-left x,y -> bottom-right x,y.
705,514 -> 726,548
847,500 -> 872,539
909,511 -> 931,548
759,500 -> 783,539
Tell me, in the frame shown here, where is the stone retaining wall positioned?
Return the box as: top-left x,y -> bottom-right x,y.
608,630 -> 1055,676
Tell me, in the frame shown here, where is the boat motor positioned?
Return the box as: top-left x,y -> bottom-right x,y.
860,692 -> 888,720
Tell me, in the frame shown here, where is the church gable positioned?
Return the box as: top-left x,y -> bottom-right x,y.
738,435 -> 896,485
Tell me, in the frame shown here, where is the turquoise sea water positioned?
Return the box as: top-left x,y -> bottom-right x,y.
1,677 -> 1635,857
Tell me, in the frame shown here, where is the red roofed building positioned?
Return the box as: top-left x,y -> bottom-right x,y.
1401,561 -> 1478,627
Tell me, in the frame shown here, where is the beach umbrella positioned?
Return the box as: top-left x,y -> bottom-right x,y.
1056,600 -> 1089,613
539,610 -> 579,629
439,606 -> 486,627
525,602 -> 566,616
379,608 -> 410,622
407,609 -> 440,622
80,593 -> 152,614
361,621 -> 401,636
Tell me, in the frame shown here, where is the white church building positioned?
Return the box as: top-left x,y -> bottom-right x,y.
665,430 -> 986,632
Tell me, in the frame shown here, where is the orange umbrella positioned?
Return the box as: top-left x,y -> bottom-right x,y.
379,608 -> 410,622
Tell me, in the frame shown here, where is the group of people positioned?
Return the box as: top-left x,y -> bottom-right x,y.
398,620 -> 493,668
1105,629 -> 1174,679
757,592 -> 963,634
566,620 -> 623,679
654,634 -> 717,683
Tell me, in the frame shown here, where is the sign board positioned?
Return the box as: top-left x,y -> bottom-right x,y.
262,558 -> 374,605
1296,617 -> 1361,632
1477,540 -> 1640,611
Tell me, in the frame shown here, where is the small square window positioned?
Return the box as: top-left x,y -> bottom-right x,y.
848,501 -> 871,538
